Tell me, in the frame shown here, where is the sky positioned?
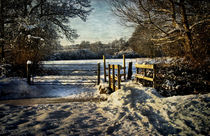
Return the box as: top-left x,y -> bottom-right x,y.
60,0 -> 134,46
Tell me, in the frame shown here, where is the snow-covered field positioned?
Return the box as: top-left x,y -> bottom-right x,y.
0,58 -> 209,135
0,58 -> 173,99
0,78 -> 97,99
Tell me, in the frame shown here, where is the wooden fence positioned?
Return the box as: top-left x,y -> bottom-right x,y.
108,64 -> 122,91
103,55 -> 126,82
27,61 -> 101,85
135,64 -> 156,88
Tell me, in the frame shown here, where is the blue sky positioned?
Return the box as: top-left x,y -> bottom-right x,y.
60,0 -> 134,46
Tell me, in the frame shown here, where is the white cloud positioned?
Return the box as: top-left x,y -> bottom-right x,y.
60,0 -> 134,45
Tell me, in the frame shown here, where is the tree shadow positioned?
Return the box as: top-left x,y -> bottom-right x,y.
141,104 -> 182,135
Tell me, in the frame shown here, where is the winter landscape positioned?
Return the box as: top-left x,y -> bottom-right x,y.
0,58 -> 209,135
0,0 -> 209,136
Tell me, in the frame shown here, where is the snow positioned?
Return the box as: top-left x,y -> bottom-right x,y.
98,82 -> 210,135
0,78 -> 97,100
0,80 -> 209,135
0,57 -> 187,99
27,60 -> 32,65
40,57 -> 174,77
27,35 -> 44,41
0,58 -> 209,135
23,24 -> 37,30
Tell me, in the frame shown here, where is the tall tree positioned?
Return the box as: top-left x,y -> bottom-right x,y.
0,0 -> 5,59
109,0 -> 210,64
0,0 -> 92,63
128,25 -> 159,57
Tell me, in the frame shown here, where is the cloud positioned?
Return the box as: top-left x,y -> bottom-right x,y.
60,0 -> 134,45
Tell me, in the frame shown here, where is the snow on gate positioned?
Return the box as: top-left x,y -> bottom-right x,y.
31,62 -> 100,85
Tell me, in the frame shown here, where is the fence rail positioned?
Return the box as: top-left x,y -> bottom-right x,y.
135,64 -> 156,88
27,61 -> 100,85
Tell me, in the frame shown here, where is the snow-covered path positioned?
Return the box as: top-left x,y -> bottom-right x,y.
0,82 -> 209,135
0,102 -> 113,136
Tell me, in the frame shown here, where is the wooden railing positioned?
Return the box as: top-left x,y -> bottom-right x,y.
108,64 -> 122,91
135,64 -> 156,88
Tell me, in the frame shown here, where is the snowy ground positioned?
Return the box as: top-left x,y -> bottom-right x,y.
0,78 -> 97,100
0,58 -> 139,99
0,58 -> 209,135
0,82 -> 209,135
98,82 -> 210,135
0,58 -> 172,99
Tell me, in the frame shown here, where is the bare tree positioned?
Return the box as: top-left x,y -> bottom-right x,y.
0,0 -> 5,59
109,0 -> 210,65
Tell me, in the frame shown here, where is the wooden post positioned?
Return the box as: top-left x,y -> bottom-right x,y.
117,65 -> 121,89
153,64 -> 156,88
27,60 -> 32,85
97,63 -> 100,85
123,55 -> 126,80
103,55 -> 107,82
136,67 -> 139,82
108,64 -> 111,88
143,68 -> 146,86
112,64 -> 115,91
127,62 -> 132,80
144,68 -> 146,76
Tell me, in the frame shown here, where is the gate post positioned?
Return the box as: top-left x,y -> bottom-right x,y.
123,55 -> 126,80
127,62 -> 133,80
103,55 -> 107,82
117,65 -> 121,89
97,63 -> 100,85
108,64 -> 111,88
153,64 -> 156,88
112,64 -> 115,91
27,60 -> 32,85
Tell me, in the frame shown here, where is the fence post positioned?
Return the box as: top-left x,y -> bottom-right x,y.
108,64 -> 111,88
112,64 -> 115,91
136,67 -> 139,82
27,60 -> 32,85
117,65 -> 121,89
97,63 -> 100,85
123,55 -> 126,80
103,55 -> 107,82
143,68 -> 146,86
153,64 -> 156,88
127,62 -> 132,80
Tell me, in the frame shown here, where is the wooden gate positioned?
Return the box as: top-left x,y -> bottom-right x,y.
103,55 -> 126,82
27,61 -> 100,85
107,64 -> 122,91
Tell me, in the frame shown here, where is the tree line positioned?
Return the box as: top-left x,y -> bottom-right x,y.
49,38 -> 141,60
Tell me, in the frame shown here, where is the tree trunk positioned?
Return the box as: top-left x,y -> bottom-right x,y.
23,0 -> 28,17
0,0 -> 5,59
180,0 -> 195,61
